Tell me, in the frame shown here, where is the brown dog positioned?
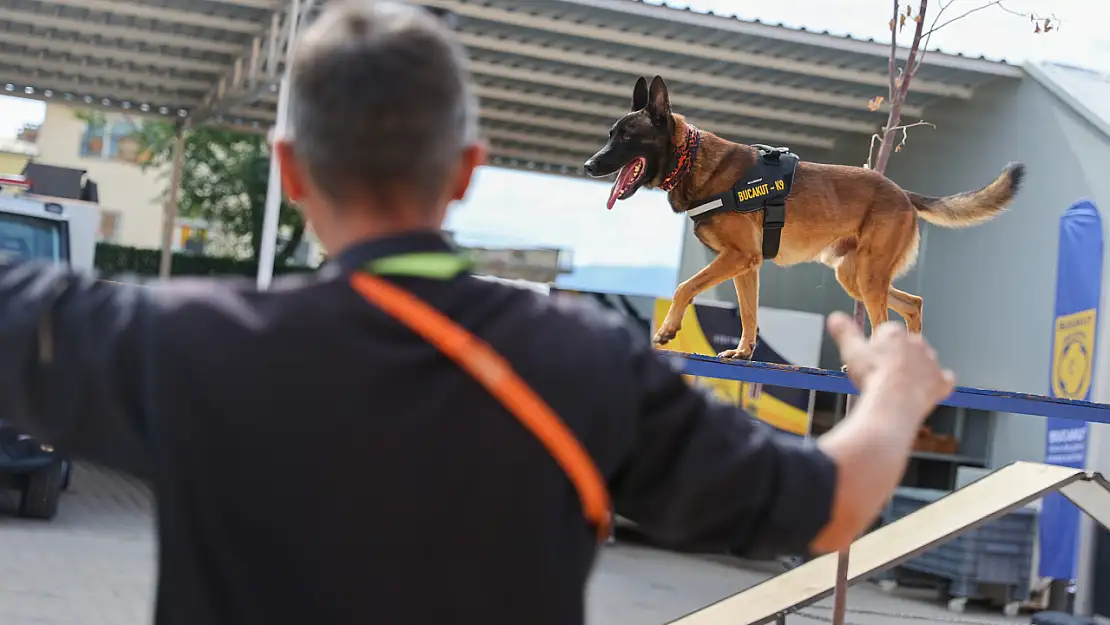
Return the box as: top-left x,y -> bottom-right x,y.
584,75 -> 1024,360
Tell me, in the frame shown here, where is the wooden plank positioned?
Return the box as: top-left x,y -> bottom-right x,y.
665,351 -> 1110,424
1060,474 -> 1110,531
669,462 -> 1087,625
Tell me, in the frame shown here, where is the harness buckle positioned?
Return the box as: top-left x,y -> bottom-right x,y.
752,144 -> 790,166
764,202 -> 786,230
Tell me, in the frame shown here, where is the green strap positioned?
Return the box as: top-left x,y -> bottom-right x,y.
363,252 -> 474,280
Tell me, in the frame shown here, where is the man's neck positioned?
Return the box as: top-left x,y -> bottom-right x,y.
320,215 -> 445,258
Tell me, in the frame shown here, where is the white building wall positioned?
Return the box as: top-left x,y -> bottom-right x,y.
881,76 -> 1110,475
1042,79 -> 1110,617
34,103 -> 168,248
32,102 -> 317,262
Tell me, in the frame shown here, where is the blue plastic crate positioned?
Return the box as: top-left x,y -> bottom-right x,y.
880,487 -> 1037,606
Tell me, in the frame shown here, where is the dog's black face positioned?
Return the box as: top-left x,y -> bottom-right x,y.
584,76 -> 675,210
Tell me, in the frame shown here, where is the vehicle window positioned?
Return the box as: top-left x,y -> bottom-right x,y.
0,212 -> 65,264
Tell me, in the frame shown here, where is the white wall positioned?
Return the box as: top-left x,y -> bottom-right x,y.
1052,92 -> 1110,415
1042,76 -> 1110,617
35,103 -> 167,248
885,79 -> 1077,394
882,77 -> 1110,473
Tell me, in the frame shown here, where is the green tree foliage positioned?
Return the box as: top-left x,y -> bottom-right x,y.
129,118 -> 305,264
95,242 -> 313,278
72,109 -> 107,132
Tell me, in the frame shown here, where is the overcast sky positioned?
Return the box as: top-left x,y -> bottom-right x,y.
2,0 -> 1104,267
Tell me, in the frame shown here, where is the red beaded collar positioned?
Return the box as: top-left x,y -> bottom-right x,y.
658,124 -> 701,192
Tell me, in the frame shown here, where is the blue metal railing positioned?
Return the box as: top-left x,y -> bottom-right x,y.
663,351 -> 1110,424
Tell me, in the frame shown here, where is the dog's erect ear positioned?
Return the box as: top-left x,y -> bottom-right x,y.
647,75 -> 671,122
631,76 -> 649,111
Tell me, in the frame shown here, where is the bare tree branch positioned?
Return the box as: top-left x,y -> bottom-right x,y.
997,1 -> 1060,29
873,0 -> 928,175
924,0 -> 1059,38
888,0 -> 899,100
923,0 -> 1001,37
865,0 -> 1052,176
865,133 -> 881,170
890,120 -> 936,152
913,0 -> 958,76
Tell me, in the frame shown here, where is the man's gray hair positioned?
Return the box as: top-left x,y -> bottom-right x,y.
288,0 -> 479,208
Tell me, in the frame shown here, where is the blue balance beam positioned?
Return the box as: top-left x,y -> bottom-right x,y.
662,351 -> 1110,425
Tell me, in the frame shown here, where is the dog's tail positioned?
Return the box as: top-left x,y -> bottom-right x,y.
907,163 -> 1025,228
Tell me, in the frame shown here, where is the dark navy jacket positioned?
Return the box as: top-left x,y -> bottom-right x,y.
0,231 -> 836,625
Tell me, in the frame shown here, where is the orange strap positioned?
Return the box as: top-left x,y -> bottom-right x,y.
350,273 -> 612,542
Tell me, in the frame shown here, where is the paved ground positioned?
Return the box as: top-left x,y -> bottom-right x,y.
0,464 -> 1029,625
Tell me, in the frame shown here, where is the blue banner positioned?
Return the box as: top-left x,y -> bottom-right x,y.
1039,199 -> 1103,581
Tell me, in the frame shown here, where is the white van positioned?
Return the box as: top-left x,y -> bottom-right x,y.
0,173 -> 100,520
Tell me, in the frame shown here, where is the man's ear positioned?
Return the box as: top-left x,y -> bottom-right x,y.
451,142 -> 487,202
631,76 -> 648,111
274,139 -> 305,203
647,75 -> 671,122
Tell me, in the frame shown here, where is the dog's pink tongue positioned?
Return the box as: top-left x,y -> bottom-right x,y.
606,164 -> 631,210
606,172 -> 623,211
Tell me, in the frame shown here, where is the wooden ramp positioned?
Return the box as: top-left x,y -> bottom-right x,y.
669,462 -> 1110,625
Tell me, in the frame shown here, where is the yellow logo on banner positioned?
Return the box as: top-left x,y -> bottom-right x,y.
1052,308 -> 1097,400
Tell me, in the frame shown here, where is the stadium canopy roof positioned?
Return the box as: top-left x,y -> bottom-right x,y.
0,0 -> 1024,177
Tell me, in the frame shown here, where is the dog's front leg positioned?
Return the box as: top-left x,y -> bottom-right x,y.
719,270 -> 759,360
654,251 -> 751,347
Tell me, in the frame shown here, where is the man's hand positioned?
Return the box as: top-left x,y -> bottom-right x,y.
827,311 -> 956,423
809,312 -> 957,553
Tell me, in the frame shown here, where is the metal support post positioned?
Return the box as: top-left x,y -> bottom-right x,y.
158,121 -> 187,280
257,75 -> 291,290
831,301 -> 867,625
256,0 -> 304,290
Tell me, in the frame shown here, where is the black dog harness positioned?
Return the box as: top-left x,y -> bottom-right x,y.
686,144 -> 800,260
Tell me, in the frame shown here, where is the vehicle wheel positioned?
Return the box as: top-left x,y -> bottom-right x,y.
19,461 -> 65,520
60,460 -> 72,491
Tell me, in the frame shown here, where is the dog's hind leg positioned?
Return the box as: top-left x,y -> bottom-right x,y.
888,288 -> 922,333
835,256 -> 923,334
833,254 -> 862,300
854,245 -> 900,333
847,203 -> 924,333
654,250 -> 757,347
718,270 -> 759,360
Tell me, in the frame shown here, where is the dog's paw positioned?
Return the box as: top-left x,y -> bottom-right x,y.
718,338 -> 757,361
653,328 -> 677,346
718,347 -> 754,361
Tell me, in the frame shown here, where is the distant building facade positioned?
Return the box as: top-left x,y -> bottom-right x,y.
27,102 -> 322,261
0,136 -> 35,175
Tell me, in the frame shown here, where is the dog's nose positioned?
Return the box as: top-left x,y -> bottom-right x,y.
583,159 -> 597,176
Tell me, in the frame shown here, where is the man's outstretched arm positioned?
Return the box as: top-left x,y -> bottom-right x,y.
609,312 -> 954,558
0,263 -> 155,477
